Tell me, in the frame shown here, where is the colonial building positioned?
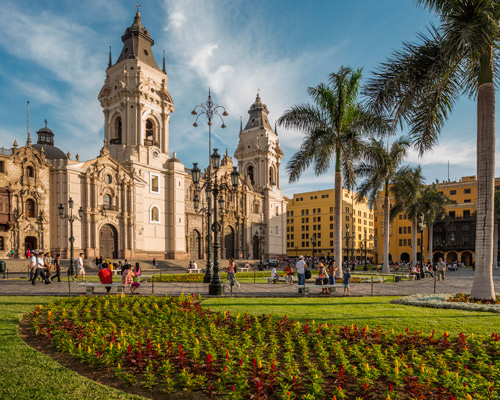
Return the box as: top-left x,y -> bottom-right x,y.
0,10 -> 286,260
285,188 -> 374,260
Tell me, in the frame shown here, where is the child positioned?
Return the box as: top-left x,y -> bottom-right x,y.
343,268 -> 351,296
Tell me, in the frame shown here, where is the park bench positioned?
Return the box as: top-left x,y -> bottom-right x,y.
265,276 -> 294,284
238,267 -> 251,272
187,269 -> 203,273
79,282 -> 126,295
297,284 -> 336,296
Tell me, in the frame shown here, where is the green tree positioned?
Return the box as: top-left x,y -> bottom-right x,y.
418,182 -> 454,263
390,166 -> 425,267
364,1 -> 499,300
355,137 -> 410,272
279,67 -> 392,276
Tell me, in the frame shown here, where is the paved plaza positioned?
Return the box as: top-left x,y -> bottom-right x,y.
1,268 -> 499,298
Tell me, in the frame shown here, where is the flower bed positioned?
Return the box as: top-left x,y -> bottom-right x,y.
30,295 -> 500,399
447,293 -> 500,305
395,294 -> 500,313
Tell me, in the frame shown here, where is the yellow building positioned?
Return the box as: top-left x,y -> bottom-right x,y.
373,175 -> 500,265
285,188 -> 374,260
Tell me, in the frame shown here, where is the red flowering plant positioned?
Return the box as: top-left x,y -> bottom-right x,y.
31,295 -> 499,399
447,293 -> 500,305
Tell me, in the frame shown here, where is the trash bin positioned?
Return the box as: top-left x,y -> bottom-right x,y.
0,261 -> 5,276
395,276 -> 401,283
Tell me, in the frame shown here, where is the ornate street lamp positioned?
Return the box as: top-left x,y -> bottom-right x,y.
256,223 -> 265,270
362,229 -> 373,271
418,213 -> 427,278
58,197 -> 83,276
191,90 -> 228,284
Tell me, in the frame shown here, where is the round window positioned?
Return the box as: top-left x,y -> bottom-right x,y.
105,174 -> 112,184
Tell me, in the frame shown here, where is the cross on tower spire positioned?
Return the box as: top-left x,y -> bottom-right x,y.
136,1 -> 141,13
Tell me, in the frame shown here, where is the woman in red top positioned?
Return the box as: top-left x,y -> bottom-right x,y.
98,263 -> 113,293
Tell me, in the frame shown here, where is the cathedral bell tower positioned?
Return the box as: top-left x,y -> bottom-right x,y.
234,92 -> 284,191
98,10 -> 174,163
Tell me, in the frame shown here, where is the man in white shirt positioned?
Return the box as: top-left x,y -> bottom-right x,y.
296,255 -> 307,293
192,260 -> 198,269
31,251 -> 50,285
271,266 -> 278,284
73,253 -> 86,282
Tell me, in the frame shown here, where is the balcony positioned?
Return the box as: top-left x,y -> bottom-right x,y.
102,204 -> 118,212
144,139 -> 159,147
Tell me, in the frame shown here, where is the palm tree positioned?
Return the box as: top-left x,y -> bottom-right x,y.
279,67 -> 392,277
389,166 -> 425,267
355,137 -> 410,272
418,182 -> 454,263
364,1 -> 499,300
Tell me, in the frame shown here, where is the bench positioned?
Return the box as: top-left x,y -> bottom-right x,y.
187,269 -> 203,274
238,267 -> 251,272
265,276 -> 294,284
79,282 -> 126,295
297,284 -> 336,296
111,270 -> 121,275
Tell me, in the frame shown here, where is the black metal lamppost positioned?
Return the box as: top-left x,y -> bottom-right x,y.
418,213 -> 427,279
344,225 -> 355,267
257,224 -> 265,269
192,149 -> 239,295
191,90 -> 228,283
310,233 -> 316,269
362,228 -> 373,271
58,197 -> 83,276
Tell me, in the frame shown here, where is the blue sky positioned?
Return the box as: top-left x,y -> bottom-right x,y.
0,0 -> 493,196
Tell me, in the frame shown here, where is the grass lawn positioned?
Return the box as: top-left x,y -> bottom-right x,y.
202,296 -> 500,337
0,296 -> 144,400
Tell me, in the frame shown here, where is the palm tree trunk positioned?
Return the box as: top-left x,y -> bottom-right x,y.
412,217 -> 417,267
334,151 -> 343,279
471,47 -> 496,300
493,222 -> 498,268
428,223 -> 434,265
382,181 -> 390,273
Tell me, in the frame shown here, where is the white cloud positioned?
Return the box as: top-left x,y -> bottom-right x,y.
406,138 -> 476,166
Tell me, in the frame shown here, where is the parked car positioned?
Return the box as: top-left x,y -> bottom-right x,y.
262,259 -> 278,268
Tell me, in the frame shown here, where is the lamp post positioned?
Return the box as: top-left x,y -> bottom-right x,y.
191,90 -> 228,283
256,223 -> 265,270
418,213 -> 427,279
362,229 -> 373,271
192,149 -> 239,295
295,246 -> 298,259
58,197 -> 83,276
310,233 -> 316,269
344,226 -> 350,268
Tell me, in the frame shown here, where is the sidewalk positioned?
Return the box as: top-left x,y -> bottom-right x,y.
1,269 -> 498,298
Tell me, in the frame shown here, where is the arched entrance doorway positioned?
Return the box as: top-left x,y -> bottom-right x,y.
25,236 -> 37,254
224,226 -> 235,259
433,252 -> 444,262
446,252 -> 458,264
461,251 -> 472,266
190,230 -> 201,259
99,224 -> 118,259
253,234 -> 259,259
400,252 -> 410,263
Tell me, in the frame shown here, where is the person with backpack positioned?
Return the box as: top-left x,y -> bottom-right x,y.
296,255 -> 307,294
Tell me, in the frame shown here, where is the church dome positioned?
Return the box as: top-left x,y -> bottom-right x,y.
33,121 -> 68,160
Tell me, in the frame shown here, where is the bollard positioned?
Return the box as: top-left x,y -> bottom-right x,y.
433,275 -> 436,294
67,272 -> 71,298
152,277 -> 154,296
371,276 -> 374,297
254,271 -> 256,284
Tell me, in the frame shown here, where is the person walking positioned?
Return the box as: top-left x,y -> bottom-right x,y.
31,251 -> 50,285
296,255 -> 306,294
437,258 -> 446,281
343,268 -> 351,296
52,254 -> 62,282
73,253 -> 86,282
130,262 -> 141,294
328,259 -> 337,286
98,263 -> 113,293
318,262 -> 329,294
226,258 -> 240,289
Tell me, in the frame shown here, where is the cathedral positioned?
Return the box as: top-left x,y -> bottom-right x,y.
0,10 -> 286,261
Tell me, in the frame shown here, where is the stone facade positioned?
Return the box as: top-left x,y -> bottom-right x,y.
0,10 -> 286,260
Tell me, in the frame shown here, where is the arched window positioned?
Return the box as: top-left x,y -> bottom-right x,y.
269,166 -> 275,186
253,201 -> 260,214
25,199 -> 35,218
103,194 -> 112,209
26,166 -> 34,178
150,205 -> 160,223
145,119 -> 156,146
247,165 -> 254,185
111,117 -> 122,144
275,225 -> 279,235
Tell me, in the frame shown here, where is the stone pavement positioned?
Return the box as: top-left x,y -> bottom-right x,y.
1,268 -> 499,298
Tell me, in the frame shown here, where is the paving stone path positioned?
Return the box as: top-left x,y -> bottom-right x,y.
1,268 -> 499,298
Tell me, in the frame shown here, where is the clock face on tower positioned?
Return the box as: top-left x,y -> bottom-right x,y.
152,149 -> 160,159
